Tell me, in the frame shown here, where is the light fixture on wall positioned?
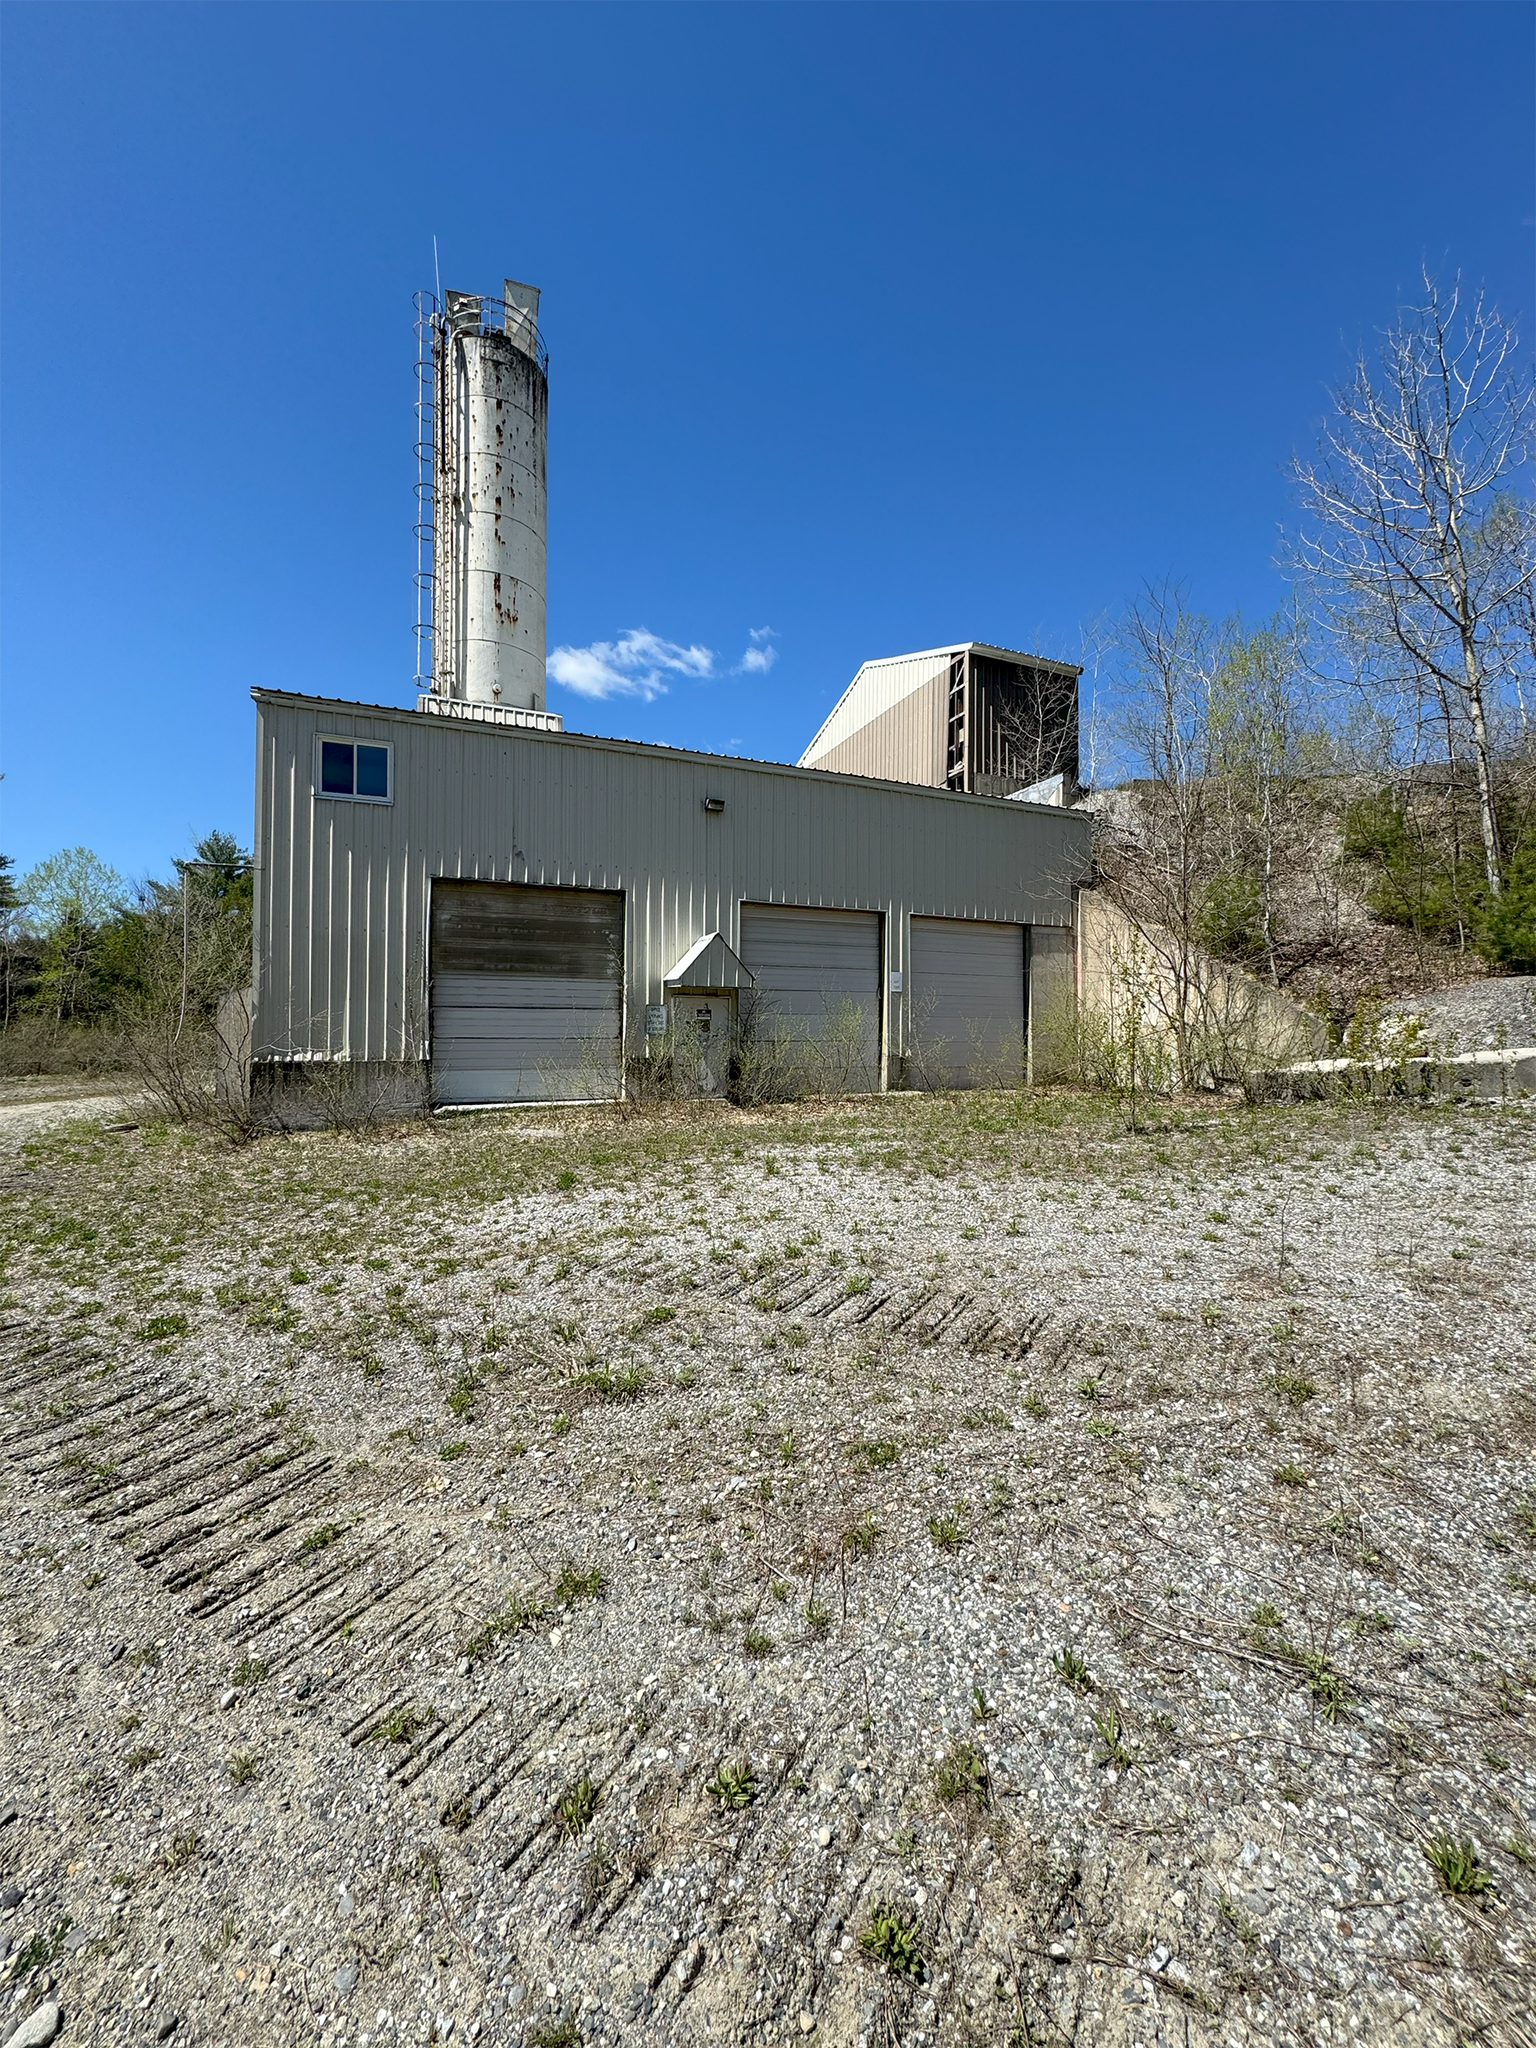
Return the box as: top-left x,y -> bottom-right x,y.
702,796 -> 726,814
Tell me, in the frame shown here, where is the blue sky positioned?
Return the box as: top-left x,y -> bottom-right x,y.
2,0 -> 1532,884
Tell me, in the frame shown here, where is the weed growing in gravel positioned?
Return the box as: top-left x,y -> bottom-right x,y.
1022,1391 -> 1049,1418
742,1626 -> 774,1658
804,1597 -> 831,1634
1319,1506 -> 1384,1569
1348,1609 -> 1392,1638
581,1837 -> 617,1902
554,1564 -> 607,1604
137,1312 -> 188,1343
934,1740 -> 988,1805
125,1746 -> 160,1772
370,1703 -> 429,1745
708,1760 -> 757,1810
440,1793 -> 473,1834
575,1363 -> 647,1402
227,1752 -> 261,1785
971,1685 -> 996,1723
1053,1644 -> 1092,1692
1075,1376 -> 1101,1401
1271,1371 -> 1318,1406
300,1522 -> 343,1556
1091,1703 -> 1134,1769
1250,1601 -> 1284,1635
1273,1463 -> 1308,1487
558,1776 -> 600,1839
1282,1644 -> 1348,1721
463,1592 -> 549,1662
842,1512 -> 879,1555
1423,1832 -> 1494,1900
200,1914 -> 240,1962
1086,1416 -> 1118,1439
927,1508 -> 964,1552
14,1920 -> 71,1972
860,1901 -> 924,1979
1505,1836 -> 1534,1869
1218,1891 -> 1260,1949
438,1440 -> 468,1461
850,1439 -> 900,1470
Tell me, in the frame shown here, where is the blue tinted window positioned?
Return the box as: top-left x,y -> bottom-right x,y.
356,744 -> 390,799
320,741 -> 354,795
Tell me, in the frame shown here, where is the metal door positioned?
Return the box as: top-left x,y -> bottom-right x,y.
430,881 -> 624,1104
908,917 -> 1025,1088
737,904 -> 882,1093
666,992 -> 736,1095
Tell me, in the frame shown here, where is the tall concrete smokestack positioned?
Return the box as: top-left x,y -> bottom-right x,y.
431,279 -> 547,711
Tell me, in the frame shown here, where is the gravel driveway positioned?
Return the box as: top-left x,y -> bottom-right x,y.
0,1089 -> 1531,2048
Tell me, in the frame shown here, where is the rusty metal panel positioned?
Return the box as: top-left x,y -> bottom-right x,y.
430,881 -> 623,1105
432,293 -> 547,711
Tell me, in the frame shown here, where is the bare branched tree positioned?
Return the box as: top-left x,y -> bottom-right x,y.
1090,584 -> 1229,1089
1291,273 -> 1535,897
1207,612 -> 1321,985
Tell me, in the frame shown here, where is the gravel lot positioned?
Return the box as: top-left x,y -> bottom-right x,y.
1,1087 -> 1532,2048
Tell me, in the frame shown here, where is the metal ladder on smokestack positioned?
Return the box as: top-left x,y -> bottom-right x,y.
412,291 -> 441,696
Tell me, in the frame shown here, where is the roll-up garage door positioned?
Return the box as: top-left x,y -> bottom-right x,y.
908,917 -> 1025,1089
430,882 -> 624,1105
738,904 -> 882,1093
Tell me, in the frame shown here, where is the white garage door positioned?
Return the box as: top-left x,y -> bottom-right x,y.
738,904 -> 882,1093
909,917 -> 1025,1088
430,882 -> 624,1105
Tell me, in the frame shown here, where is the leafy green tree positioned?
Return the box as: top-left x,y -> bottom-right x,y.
19,847 -> 127,933
0,856 -> 31,1027
1478,841 -> 1536,970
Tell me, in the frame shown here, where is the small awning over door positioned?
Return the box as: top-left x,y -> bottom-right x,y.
908,916 -> 1025,1088
663,931 -> 755,995
430,881 -> 624,1105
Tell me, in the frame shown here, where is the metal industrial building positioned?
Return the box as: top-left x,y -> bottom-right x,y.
246,280 -> 1089,1118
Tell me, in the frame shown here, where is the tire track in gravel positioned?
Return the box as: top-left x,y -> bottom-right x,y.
522,1243 -> 1057,1361
0,1319 -> 579,1819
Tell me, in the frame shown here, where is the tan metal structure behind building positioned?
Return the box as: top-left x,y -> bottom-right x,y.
799,641 -> 1081,800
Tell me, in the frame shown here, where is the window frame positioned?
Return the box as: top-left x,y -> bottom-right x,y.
313,736 -> 394,806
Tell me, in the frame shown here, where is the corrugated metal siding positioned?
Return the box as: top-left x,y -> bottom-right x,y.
738,905 -> 882,1091
909,917 -> 1025,1088
251,691 -> 1091,1074
803,673 -> 947,787
430,881 -> 623,1104
799,649 -> 958,766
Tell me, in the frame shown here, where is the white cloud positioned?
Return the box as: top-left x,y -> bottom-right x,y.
547,628 -> 716,702
735,625 -> 778,676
